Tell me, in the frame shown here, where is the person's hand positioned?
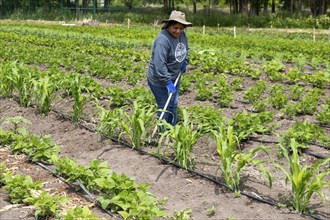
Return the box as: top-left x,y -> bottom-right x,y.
166,81 -> 176,94
181,61 -> 187,73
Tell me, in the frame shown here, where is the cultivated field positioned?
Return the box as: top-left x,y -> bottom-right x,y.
0,21 -> 329,220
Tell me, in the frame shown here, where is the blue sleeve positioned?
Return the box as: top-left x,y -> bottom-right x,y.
152,41 -> 172,84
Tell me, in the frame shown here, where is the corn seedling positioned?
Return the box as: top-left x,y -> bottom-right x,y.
11,63 -> 35,107
96,105 -> 123,139
33,77 -> 55,114
71,76 -> 88,122
211,126 -> 272,193
275,139 -> 330,212
119,101 -> 155,148
158,109 -> 203,169
0,62 -> 16,97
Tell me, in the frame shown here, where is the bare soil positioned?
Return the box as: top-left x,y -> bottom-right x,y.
1,95 -> 329,220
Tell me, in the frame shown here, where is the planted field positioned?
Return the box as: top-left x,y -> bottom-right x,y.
0,21 -> 329,220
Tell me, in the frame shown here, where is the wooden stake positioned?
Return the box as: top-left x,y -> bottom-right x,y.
234,26 -> 236,38
203,25 -> 205,35
127,18 -> 130,28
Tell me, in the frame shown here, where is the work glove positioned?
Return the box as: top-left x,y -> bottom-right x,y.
181,60 -> 187,73
166,81 -> 176,94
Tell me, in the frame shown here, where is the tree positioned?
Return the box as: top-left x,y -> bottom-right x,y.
311,0 -> 328,16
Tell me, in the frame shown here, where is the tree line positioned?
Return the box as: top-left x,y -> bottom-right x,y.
0,0 -> 328,17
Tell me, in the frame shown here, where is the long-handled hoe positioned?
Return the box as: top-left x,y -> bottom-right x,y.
149,72 -> 182,146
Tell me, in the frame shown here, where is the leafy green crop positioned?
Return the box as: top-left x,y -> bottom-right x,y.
24,191 -> 68,219
211,126 -> 272,193
3,174 -> 43,204
275,139 -> 330,212
159,109 -> 204,169
64,206 -> 100,220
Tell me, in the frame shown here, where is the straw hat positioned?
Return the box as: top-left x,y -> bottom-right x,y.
162,10 -> 193,27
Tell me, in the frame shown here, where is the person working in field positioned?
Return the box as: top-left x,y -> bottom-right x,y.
147,10 -> 192,126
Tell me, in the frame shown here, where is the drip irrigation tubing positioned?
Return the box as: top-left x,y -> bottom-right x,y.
248,137 -> 329,159
31,160 -> 123,220
48,109 -> 327,220
2,98 -> 327,220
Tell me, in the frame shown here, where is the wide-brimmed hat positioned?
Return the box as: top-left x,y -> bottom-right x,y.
162,10 -> 192,27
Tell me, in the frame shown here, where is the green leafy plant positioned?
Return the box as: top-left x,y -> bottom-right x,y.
295,88 -> 322,115
275,139 -> 330,212
216,75 -> 233,108
33,77 -> 55,114
0,61 -> 16,97
263,59 -> 285,82
119,101 -> 155,148
96,172 -> 167,219
230,77 -> 243,91
211,126 -> 272,193
207,206 -> 216,217
289,84 -> 304,101
268,84 -> 288,110
3,174 -> 43,204
316,104 -> 330,125
24,191 -> 68,219
228,111 -> 273,142
1,116 -> 31,134
96,105 -> 123,139
188,105 -> 223,134
172,208 -> 192,220
0,162 -> 10,186
243,80 -> 267,103
64,206 -> 100,220
159,109 -> 204,169
282,121 -> 326,151
71,75 -> 88,122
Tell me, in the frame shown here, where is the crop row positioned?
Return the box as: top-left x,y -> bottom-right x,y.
0,23 -> 329,216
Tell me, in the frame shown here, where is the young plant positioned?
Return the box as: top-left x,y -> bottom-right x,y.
71,76 -> 88,122
11,63 -> 35,107
64,206 -> 99,220
96,172 -> 167,219
3,174 -> 43,204
282,121 -> 326,151
24,191 -> 69,219
268,84 -> 288,110
243,80 -> 267,103
188,105 -> 223,134
33,77 -> 55,114
0,62 -> 16,97
211,126 -> 272,193
216,75 -> 233,108
96,105 -> 123,139
119,101 -> 155,148
158,109 -> 203,169
228,111 -> 273,142
275,139 -> 330,212
289,84 -> 304,101
316,104 -> 330,125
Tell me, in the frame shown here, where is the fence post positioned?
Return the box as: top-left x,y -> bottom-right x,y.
234,26 -> 236,38
203,25 -> 205,35
127,18 -> 130,29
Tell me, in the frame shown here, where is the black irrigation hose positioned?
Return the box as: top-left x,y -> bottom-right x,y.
3,99 -> 326,220
34,160 -> 123,220
249,137 -> 329,159
105,137 -> 325,220
51,112 -> 326,220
